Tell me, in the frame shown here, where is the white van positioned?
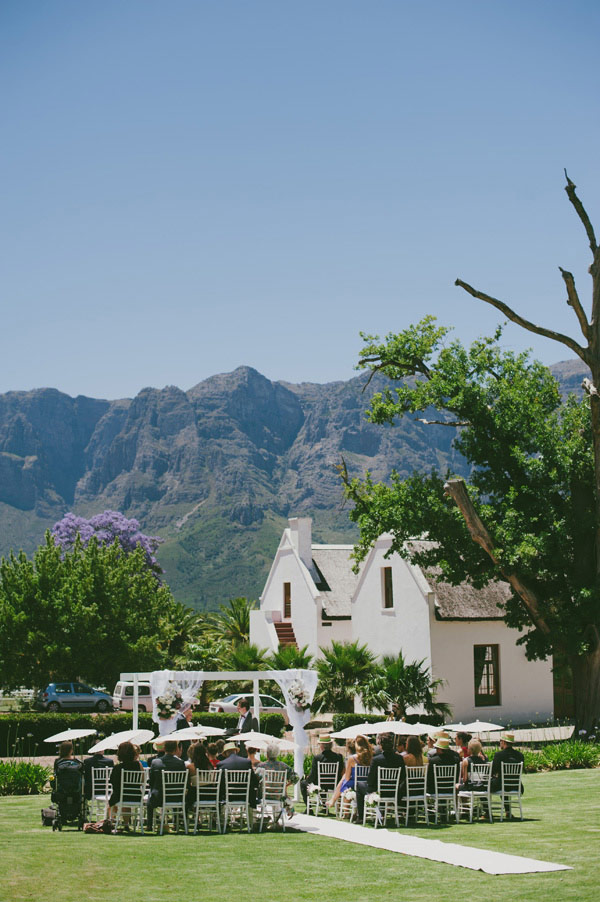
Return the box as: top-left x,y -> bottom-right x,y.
112,680 -> 153,712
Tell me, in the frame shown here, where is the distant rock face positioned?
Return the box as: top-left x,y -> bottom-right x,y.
0,360 -> 586,609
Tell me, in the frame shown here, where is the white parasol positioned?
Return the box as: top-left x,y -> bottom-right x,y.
44,728 -> 97,743
461,720 -> 504,733
330,722 -> 378,740
230,730 -> 295,751
367,720 -> 437,736
87,729 -> 155,752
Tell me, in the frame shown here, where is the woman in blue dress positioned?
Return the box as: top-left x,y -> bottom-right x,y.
328,735 -> 373,808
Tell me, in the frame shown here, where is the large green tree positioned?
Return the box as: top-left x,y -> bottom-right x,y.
343,318 -> 598,730
0,533 -> 186,690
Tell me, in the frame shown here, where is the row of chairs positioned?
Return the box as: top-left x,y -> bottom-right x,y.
307,761 -> 524,828
89,767 -> 289,835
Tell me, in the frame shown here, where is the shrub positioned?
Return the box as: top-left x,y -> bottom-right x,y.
0,761 -> 51,795
539,739 -> 600,770
0,711 -> 286,757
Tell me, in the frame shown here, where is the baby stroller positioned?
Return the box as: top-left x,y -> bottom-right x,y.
51,759 -> 85,831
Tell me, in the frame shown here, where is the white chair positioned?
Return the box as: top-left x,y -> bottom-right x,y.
222,770 -> 252,832
114,769 -> 148,835
492,761 -> 524,821
458,762 -> 493,822
306,761 -> 339,816
338,764 -> 370,820
158,770 -> 189,835
256,769 -> 288,831
363,767 -> 402,828
89,766 -> 112,821
190,769 -> 222,834
401,765 -> 429,826
427,763 -> 459,824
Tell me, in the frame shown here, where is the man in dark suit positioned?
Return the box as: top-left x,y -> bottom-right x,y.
83,750 -> 113,800
300,735 -> 344,804
356,733 -> 405,821
224,697 -> 258,756
216,740 -> 259,808
491,731 -> 525,796
146,739 -> 187,830
426,736 -> 461,792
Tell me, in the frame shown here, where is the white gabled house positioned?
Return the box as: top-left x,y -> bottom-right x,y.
250,517 -> 554,724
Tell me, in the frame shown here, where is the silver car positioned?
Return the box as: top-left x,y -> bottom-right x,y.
208,692 -> 286,715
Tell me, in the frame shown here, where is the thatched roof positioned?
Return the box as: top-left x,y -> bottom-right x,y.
311,546 -> 357,619
427,574 -> 511,620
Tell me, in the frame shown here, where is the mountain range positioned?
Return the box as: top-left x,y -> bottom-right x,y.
0,359 -> 587,610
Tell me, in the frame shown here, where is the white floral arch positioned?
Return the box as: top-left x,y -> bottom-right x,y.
120,668 -> 318,782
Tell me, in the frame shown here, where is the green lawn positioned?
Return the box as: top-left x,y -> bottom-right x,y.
0,770 -> 598,901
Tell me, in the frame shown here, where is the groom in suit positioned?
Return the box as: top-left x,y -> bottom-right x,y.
225,697 -> 258,756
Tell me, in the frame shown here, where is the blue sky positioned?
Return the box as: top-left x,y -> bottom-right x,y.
2,1 -> 599,399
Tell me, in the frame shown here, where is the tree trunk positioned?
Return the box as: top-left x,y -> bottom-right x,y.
570,646 -> 600,734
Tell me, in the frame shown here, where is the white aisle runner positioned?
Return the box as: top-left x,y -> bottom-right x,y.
291,814 -> 571,875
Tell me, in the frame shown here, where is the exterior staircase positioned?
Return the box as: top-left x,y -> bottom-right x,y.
274,621 -> 298,648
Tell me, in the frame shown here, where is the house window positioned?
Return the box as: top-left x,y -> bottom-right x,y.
283,582 -> 292,619
474,645 -> 500,706
382,567 -> 394,609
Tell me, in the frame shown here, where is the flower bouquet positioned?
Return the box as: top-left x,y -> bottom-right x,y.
287,678 -> 311,712
364,792 -> 380,805
155,685 -> 183,719
306,783 -> 319,796
341,787 -> 356,802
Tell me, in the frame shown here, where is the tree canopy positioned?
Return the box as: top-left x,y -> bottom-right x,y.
0,532 -> 185,690
52,510 -> 163,574
343,175 -> 600,731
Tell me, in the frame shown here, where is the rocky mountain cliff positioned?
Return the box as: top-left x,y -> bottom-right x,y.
0,360 -> 588,609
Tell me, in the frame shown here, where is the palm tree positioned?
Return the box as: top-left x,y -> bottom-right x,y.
210,596 -> 256,646
368,652 -> 452,720
267,645 -> 314,670
312,640 -> 381,713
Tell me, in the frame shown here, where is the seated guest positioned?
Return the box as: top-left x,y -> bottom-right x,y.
396,736 -> 408,757
186,741 -> 215,809
300,735 -> 343,804
83,749 -> 113,800
54,740 -> 76,773
147,739 -> 187,830
491,732 -> 524,793
215,738 -> 226,761
187,741 -> 214,777
426,736 -> 461,792
403,735 -> 425,768
457,739 -> 488,790
246,746 -> 261,768
356,733 -> 405,821
207,742 -> 220,767
255,742 -> 297,784
216,740 -> 259,807
329,734 -> 373,808
108,741 -> 144,824
455,731 -> 472,759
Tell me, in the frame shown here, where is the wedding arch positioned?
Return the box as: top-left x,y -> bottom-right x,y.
120,667 -> 318,780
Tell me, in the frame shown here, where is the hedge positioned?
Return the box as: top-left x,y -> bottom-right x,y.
0,712 -> 286,757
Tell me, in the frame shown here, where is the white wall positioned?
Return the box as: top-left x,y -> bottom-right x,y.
429,615 -> 554,724
352,540 -> 432,667
257,545 -> 321,658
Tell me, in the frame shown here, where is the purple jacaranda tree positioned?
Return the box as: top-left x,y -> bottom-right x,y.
52,510 -> 163,573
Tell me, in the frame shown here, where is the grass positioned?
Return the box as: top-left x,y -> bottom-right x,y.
0,770 -> 598,901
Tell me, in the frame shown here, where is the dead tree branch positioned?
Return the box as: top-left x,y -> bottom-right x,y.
559,267 -> 590,341
416,417 -> 469,427
455,278 -> 589,364
444,478 -> 553,637
564,170 -> 598,254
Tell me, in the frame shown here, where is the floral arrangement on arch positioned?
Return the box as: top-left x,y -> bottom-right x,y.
155,685 -> 183,719
286,678 -> 311,712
